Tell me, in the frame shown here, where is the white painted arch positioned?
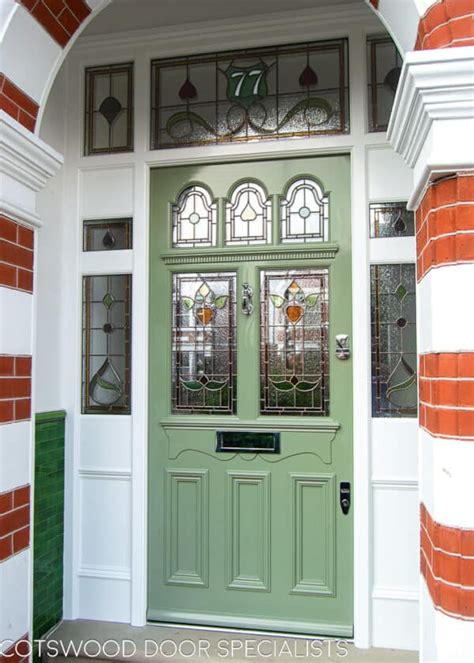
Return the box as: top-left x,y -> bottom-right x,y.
0,0 -> 431,132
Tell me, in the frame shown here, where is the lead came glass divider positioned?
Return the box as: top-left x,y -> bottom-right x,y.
172,272 -> 236,414
82,274 -> 132,414
370,263 -> 417,417
84,62 -> 134,156
280,177 -> 329,243
151,38 -> 349,149
260,269 -> 329,416
225,181 -> 272,246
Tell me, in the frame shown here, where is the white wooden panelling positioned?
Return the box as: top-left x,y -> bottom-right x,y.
80,250 -> 133,275
77,576 -> 131,623
79,476 -> 131,570
372,483 -> 419,592
372,595 -> 419,651
80,167 -> 134,219
0,421 -> 31,493
79,416 -> 132,473
0,550 -> 30,651
0,288 -> 32,356
371,419 -> 418,480
418,264 -> 474,354
369,237 -> 416,263
367,147 -> 414,201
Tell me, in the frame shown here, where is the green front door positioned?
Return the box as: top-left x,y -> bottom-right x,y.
148,155 -> 353,636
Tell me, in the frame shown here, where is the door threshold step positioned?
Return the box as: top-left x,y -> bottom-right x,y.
41,620 -> 418,662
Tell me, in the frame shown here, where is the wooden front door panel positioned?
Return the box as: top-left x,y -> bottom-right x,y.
148,155 -> 353,636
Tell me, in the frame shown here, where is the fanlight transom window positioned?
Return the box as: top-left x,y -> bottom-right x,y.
172,185 -> 217,248
280,178 -> 329,243
225,182 -> 272,246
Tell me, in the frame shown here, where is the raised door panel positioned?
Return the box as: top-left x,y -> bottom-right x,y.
164,469 -> 209,587
291,473 -> 335,596
226,471 -> 271,592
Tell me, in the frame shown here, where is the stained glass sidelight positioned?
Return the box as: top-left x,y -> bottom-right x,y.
260,269 -> 329,416
172,273 -> 236,414
172,185 -> 217,248
280,178 -> 329,243
82,275 -> 132,414
369,203 -> 414,238
84,63 -> 134,155
371,264 -> 417,417
83,218 -> 133,251
151,39 -> 349,149
367,35 -> 402,132
225,181 -> 272,245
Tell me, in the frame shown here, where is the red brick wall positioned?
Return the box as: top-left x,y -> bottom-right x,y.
416,173 -> 474,282
419,353 -> 474,440
415,0 -> 474,50
0,356 -> 32,424
0,486 -> 30,563
421,503 -> 474,619
0,635 -> 30,663
17,0 -> 91,48
0,75 -> 39,133
0,216 -> 34,293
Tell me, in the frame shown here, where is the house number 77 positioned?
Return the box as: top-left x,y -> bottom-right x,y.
230,69 -> 266,96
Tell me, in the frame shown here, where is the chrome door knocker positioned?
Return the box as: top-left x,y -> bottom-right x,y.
242,283 -> 254,315
335,334 -> 350,360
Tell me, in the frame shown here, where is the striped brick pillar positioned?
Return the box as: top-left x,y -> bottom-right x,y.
416,174 -> 474,626
0,114 -> 62,658
387,2 -> 474,655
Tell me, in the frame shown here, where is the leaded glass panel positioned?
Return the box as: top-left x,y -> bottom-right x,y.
225,182 -> 272,246
280,178 -> 329,243
172,185 -> 217,248
369,203 -> 414,238
151,39 -> 349,149
367,35 -> 402,133
172,272 -> 236,414
260,269 -> 329,416
82,274 -> 132,414
371,264 -> 417,417
84,63 -> 134,155
83,218 -> 132,251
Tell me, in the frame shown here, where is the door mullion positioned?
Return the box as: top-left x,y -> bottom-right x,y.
236,264 -> 260,421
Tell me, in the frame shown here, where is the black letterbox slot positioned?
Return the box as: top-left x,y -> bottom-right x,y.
216,431 -> 280,453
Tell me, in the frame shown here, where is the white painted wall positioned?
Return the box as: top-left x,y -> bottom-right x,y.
34,6 -> 420,650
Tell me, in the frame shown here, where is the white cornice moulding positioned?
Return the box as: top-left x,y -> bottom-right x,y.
388,48 -> 474,207
0,199 -> 42,228
74,4 -> 381,54
0,111 -> 63,193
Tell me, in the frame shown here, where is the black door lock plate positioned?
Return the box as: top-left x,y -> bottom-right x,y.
340,482 -> 351,515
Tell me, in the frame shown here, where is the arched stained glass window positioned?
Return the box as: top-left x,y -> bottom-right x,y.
225,182 -> 272,246
172,185 -> 217,248
280,178 -> 329,243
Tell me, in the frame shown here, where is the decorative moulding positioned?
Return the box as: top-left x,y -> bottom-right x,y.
0,111 -> 63,228
0,111 -> 63,192
161,245 -> 339,265
388,48 -> 474,207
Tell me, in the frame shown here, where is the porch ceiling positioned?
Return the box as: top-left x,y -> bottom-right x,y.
82,0 -> 363,37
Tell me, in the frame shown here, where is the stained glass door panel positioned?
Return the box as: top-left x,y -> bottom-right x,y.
149,155 -> 353,636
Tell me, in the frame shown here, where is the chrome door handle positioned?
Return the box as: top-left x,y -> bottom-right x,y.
335,334 -> 350,360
